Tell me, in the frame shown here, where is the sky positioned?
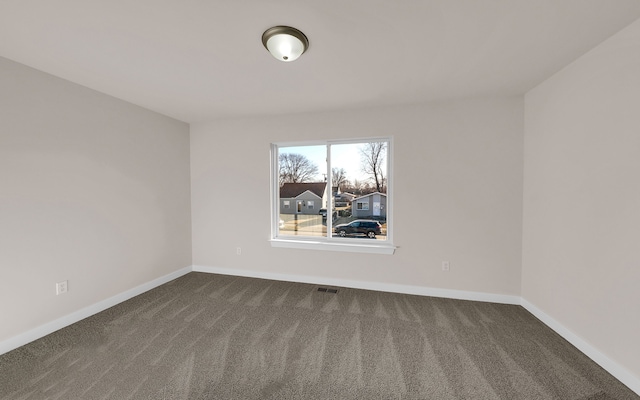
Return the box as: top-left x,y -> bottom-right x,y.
279,142 -> 387,186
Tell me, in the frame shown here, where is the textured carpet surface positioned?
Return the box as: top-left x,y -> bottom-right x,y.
0,272 -> 637,399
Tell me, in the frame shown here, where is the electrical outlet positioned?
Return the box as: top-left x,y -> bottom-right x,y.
442,261 -> 450,272
236,247 -> 242,255
56,280 -> 68,295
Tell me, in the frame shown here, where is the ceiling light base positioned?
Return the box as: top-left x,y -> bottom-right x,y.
262,26 -> 309,62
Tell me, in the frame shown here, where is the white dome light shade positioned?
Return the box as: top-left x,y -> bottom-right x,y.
262,26 -> 309,62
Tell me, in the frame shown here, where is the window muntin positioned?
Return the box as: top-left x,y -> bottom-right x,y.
273,138 -> 391,249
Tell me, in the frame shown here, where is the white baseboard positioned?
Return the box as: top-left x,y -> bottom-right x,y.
521,298 -> 640,395
191,265 -> 521,305
0,266 -> 191,356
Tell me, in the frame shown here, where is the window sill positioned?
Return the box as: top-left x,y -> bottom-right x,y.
270,238 -> 396,254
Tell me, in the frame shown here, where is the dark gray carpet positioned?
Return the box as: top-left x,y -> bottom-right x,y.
0,272 -> 637,399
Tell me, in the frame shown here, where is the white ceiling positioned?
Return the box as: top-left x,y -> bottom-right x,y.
1,1 -> 640,123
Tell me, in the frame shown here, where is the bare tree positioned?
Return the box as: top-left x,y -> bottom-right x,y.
332,168 -> 348,192
359,142 -> 387,192
279,153 -> 319,186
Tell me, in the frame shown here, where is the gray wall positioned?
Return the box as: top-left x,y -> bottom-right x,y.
0,57 -> 192,344
191,97 -> 524,297
523,18 -> 640,387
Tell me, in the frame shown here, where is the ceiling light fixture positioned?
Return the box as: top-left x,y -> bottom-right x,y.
262,26 -> 309,62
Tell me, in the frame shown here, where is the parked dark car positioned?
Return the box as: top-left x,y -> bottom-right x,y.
333,219 -> 382,238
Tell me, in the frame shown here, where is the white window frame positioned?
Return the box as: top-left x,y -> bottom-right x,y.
307,200 -> 314,209
356,201 -> 369,210
270,137 -> 395,255
283,200 -> 290,209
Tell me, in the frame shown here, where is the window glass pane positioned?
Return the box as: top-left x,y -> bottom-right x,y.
330,141 -> 388,240
278,145 -> 327,238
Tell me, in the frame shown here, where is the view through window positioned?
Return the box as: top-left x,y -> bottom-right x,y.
274,139 -> 390,242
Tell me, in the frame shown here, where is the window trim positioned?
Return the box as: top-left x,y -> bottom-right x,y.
270,137 -> 395,254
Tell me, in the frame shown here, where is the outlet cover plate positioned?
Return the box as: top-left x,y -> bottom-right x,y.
56,280 -> 68,295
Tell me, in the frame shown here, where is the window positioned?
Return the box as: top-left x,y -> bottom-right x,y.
271,138 -> 394,254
